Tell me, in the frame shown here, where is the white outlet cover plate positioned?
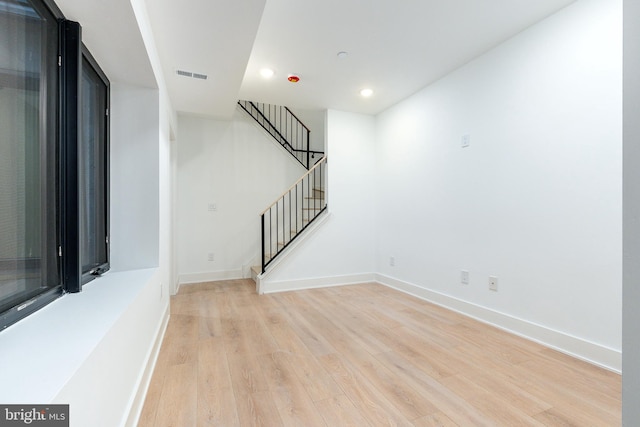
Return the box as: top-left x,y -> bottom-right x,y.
461,270 -> 469,284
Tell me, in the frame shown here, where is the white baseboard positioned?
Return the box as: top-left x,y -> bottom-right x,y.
124,304 -> 170,427
178,269 -> 243,286
260,273 -> 376,294
375,273 -> 621,373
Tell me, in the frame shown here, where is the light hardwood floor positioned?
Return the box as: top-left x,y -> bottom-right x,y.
138,279 -> 621,426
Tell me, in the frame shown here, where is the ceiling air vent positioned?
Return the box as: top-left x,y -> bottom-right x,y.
175,69 -> 208,80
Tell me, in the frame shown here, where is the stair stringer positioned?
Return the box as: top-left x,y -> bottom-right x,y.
255,210 -> 331,294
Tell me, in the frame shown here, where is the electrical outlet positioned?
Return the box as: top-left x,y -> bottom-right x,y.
461,134 -> 470,148
489,276 -> 498,291
461,270 -> 469,285
208,203 -> 217,212
208,253 -> 214,262
389,256 -> 395,267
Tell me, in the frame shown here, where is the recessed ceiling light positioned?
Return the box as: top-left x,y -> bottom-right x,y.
360,88 -> 373,97
337,51 -> 348,59
260,68 -> 274,78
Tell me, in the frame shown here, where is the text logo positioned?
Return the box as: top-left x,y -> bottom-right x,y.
0,405 -> 68,427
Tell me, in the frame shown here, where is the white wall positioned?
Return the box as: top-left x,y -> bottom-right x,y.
0,83 -> 170,421
129,0 -> 180,295
0,1 -> 175,426
176,110 -> 307,284
109,84 -> 160,271
158,91 -> 175,298
289,107 -> 326,153
260,109 -> 376,290
375,0 -> 621,369
623,0 -> 640,423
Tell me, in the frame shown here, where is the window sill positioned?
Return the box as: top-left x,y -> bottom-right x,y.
0,268 -> 158,403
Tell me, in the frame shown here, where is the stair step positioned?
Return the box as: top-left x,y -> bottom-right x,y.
251,265 -> 261,281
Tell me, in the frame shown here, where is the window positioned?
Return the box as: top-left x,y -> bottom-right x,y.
79,48 -> 109,283
0,0 -> 62,328
0,0 -> 109,330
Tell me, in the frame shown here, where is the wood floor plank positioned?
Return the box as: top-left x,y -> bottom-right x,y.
152,363 -> 197,427
314,394 -> 373,427
514,360 -> 621,423
136,361 -> 166,427
350,351 -> 439,420
226,353 -> 270,395
412,412 -> 459,427
282,351 -> 343,402
270,292 -> 337,357
495,362 -> 621,425
533,405 -> 615,427
260,351 -> 328,427
154,314 -> 199,368
439,374 -> 547,426
536,348 -> 622,400
455,370 -> 553,416
258,309 -> 309,356
235,390 -> 284,427
372,350 -> 494,427
318,352 -> 415,427
197,337 -> 239,426
437,322 -> 536,366
139,279 -> 621,427
375,325 -> 462,379
301,290 -> 394,356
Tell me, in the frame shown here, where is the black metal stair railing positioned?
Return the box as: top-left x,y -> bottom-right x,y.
238,100 -> 324,169
261,156 -> 327,273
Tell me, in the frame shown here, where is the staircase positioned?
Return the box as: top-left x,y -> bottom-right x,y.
238,100 -> 324,169
260,157 -> 327,273
238,100 -> 327,275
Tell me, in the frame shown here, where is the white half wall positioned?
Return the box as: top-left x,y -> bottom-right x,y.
176,110 -> 307,284
51,270 -> 168,427
0,269 -> 168,427
260,109 -> 376,290
375,0 -> 621,368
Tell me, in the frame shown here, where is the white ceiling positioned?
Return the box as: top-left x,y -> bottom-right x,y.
55,0 -> 157,89
239,0 -> 577,116
145,0 -> 266,118
63,0 -> 578,119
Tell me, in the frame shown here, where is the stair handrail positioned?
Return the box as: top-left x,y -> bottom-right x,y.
241,101 -> 297,152
261,156 -> 327,273
284,106 -> 313,169
238,100 -> 323,169
260,155 -> 327,215
284,106 -> 310,134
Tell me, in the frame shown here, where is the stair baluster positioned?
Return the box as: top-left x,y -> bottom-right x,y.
261,157 -> 327,273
